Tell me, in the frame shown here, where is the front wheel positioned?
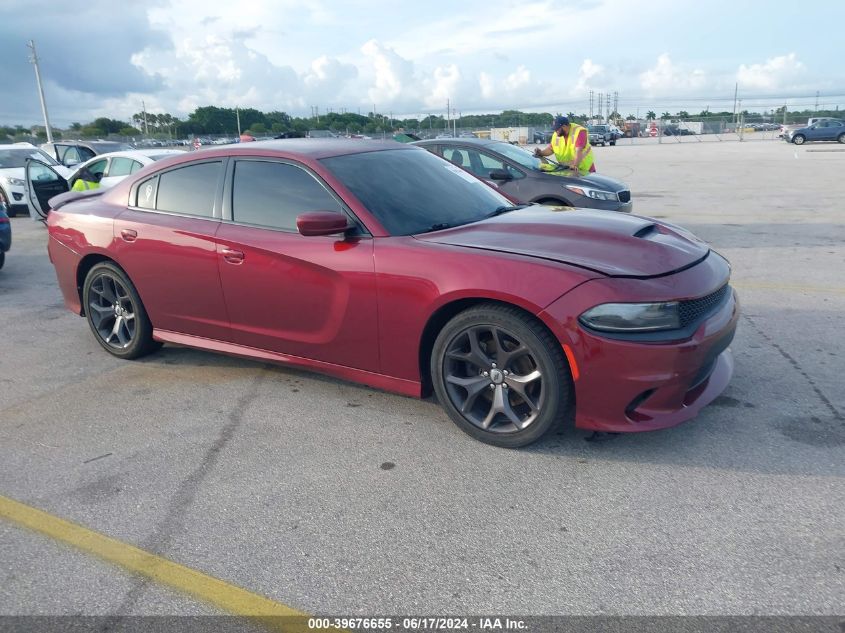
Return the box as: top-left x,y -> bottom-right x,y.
431,304 -> 573,448
792,134 -> 806,145
82,262 -> 159,359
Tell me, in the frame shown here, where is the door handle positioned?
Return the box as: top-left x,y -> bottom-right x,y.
120,229 -> 138,242
221,248 -> 245,264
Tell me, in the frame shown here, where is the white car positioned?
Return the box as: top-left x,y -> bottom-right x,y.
25,148 -> 185,219
0,144 -> 73,217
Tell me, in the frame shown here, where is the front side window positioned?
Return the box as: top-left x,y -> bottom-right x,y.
232,160 -> 344,231
156,162 -> 221,217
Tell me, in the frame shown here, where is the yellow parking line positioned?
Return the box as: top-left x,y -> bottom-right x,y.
732,281 -> 845,296
0,494 -> 312,631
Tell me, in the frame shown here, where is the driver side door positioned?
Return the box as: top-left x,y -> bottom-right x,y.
25,159 -> 69,220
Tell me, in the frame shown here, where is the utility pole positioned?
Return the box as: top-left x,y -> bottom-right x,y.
236,106 -> 241,136
142,100 -> 149,136
732,82 -> 738,124
27,40 -> 53,143
613,91 -> 618,122
447,98 -> 450,132
589,90 -> 594,120
814,91 -> 820,114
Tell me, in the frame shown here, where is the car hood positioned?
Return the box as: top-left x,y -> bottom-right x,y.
416,207 -> 709,278
539,169 -> 627,192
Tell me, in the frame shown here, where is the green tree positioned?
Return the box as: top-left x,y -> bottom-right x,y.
646,110 -> 656,120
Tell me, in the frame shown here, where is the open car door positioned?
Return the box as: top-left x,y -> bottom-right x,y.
26,158 -> 69,220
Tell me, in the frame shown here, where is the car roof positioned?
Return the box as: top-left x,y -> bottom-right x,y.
413,138 -> 497,147
82,149 -> 185,162
190,138 -> 418,160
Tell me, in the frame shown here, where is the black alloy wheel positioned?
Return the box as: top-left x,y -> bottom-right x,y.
82,262 -> 159,359
432,304 -> 573,448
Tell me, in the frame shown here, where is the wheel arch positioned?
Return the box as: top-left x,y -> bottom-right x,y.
417,297 -> 573,398
532,196 -> 573,207
76,254 -> 119,316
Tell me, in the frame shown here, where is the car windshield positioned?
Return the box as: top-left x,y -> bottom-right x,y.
486,141 -> 551,171
0,148 -> 59,168
589,126 -> 607,133
321,148 -> 515,236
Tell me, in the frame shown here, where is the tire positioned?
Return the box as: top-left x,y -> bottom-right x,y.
792,134 -> 806,145
0,251 -> 4,270
82,262 -> 159,359
610,139 -> 616,146
0,188 -> 13,217
838,133 -> 845,144
431,303 -> 573,448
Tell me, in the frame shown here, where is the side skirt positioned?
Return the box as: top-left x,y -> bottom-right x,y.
152,329 -> 422,398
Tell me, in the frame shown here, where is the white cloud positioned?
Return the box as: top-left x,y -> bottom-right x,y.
640,54 -> 706,96
572,59 -> 605,95
736,53 -> 804,91
360,39 -> 416,107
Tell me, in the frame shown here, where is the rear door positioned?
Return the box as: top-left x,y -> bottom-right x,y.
25,159 -> 69,219
101,156 -> 142,188
114,159 -> 232,341
215,157 -> 379,371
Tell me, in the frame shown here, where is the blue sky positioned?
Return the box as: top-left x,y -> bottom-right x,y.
1,0 -> 844,126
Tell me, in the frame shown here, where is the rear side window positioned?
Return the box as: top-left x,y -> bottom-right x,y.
155,162 -> 221,217
136,175 -> 159,209
108,157 -> 137,177
231,160 -> 343,231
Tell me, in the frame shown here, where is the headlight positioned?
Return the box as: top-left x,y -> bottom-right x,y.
565,185 -> 618,201
579,302 -> 681,332
1,177 -> 25,187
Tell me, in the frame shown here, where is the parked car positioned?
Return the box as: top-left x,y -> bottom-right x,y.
0,199 -> 10,269
24,149 -> 185,219
40,141 -> 135,167
0,144 -> 73,217
786,119 -> 845,145
42,139 -> 737,447
413,138 -> 632,212
663,126 -> 696,136
587,124 -> 615,146
532,130 -> 552,144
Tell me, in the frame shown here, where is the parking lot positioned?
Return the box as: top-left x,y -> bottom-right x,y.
1,140 -> 843,624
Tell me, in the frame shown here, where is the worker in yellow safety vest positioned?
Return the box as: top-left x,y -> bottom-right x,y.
534,115 -> 595,175
70,167 -> 101,192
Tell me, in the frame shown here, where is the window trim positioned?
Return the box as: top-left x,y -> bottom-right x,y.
222,157 -> 371,237
127,157 -> 227,221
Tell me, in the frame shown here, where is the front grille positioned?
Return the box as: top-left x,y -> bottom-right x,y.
679,285 -> 730,327
617,190 -> 631,203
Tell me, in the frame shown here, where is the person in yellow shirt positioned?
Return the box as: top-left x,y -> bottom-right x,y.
534,115 -> 595,175
71,167 -> 101,192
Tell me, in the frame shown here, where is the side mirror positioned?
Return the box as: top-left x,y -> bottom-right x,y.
296,211 -> 350,237
488,169 -> 513,181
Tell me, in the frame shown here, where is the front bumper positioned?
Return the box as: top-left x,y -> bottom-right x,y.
540,254 -> 738,432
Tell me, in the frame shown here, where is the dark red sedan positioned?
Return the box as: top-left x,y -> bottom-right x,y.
41,140 -> 738,447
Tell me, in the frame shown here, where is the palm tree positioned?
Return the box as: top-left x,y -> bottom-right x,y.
646,110 -> 656,120
661,112 -> 671,120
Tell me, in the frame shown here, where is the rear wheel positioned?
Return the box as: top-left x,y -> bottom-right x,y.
82,262 -> 159,359
0,251 -> 5,270
431,304 -> 573,448
792,134 -> 806,145
838,133 -> 845,144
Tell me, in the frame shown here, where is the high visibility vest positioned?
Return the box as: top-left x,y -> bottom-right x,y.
71,179 -> 101,192
551,123 -> 593,174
